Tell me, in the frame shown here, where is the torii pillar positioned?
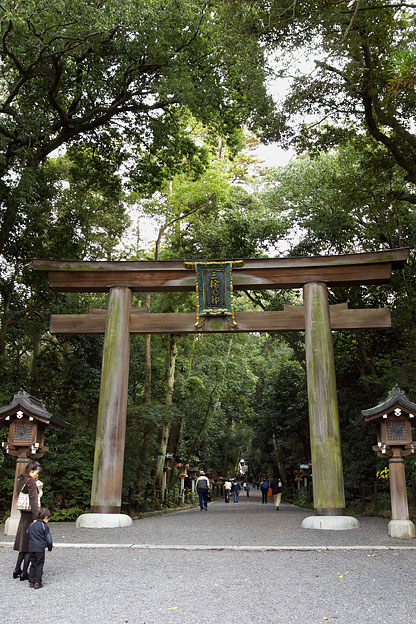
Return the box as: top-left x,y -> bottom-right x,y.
301,282 -> 358,530
77,286 -> 133,528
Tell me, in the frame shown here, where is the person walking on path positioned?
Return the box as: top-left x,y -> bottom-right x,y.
27,507 -> 53,589
224,479 -> 232,503
12,461 -> 42,581
232,480 -> 241,503
269,474 -> 284,510
243,482 -> 250,497
260,478 -> 269,504
195,471 -> 210,511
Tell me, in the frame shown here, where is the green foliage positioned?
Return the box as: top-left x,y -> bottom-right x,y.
51,507 -> 85,521
266,1 -> 416,200
388,48 -> 416,94
293,488 -> 313,509
0,0 -> 278,254
247,338 -> 309,478
260,140 -> 416,256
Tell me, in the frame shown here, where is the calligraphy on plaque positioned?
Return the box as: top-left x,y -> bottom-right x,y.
184,260 -> 244,328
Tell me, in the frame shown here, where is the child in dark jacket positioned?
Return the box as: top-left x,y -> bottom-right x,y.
27,507 -> 53,589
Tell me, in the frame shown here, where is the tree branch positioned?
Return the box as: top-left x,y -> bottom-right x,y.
388,191 -> 416,204
360,40 -> 416,183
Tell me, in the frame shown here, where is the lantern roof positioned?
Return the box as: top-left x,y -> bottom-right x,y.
0,389 -> 69,429
356,385 -> 416,426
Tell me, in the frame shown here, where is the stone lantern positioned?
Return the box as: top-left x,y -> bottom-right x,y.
357,386 -> 416,539
0,389 -> 69,536
178,463 -> 189,504
188,466 -> 198,492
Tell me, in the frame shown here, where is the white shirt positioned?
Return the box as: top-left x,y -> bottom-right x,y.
195,475 -> 210,490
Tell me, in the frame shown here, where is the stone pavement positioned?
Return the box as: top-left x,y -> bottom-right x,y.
1,493 -> 415,623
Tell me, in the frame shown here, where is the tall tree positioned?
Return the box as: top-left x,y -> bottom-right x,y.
265,1 -> 416,201
0,0 -> 278,255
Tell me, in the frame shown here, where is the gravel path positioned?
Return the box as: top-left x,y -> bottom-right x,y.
1,494 -> 415,623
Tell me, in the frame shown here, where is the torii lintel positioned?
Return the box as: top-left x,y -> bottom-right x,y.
33,248 -> 410,293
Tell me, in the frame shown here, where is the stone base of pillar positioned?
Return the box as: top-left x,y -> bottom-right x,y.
76,513 -> 132,529
4,515 -> 20,536
388,519 -> 415,539
302,515 -> 360,530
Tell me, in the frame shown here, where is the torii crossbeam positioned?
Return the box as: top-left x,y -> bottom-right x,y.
33,248 -> 410,529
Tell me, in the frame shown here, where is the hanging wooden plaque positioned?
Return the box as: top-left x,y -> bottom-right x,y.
184,260 -> 244,328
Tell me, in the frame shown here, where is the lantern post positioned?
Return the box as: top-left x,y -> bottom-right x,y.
0,390 -> 69,536
357,386 -> 416,539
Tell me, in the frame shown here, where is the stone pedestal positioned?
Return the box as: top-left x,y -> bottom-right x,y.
388,519 -> 415,539
302,516 -> 360,530
76,513 -> 132,529
4,515 -> 20,536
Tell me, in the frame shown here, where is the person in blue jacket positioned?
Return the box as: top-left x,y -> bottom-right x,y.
260,478 -> 269,504
27,507 -> 53,589
231,480 -> 241,503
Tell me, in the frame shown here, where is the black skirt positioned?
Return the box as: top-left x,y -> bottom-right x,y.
13,511 -> 33,552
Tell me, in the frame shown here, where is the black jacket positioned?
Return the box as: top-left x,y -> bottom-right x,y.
27,520 -> 53,552
270,477 -> 283,495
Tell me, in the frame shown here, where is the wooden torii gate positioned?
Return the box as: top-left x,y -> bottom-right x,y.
34,248 -> 409,529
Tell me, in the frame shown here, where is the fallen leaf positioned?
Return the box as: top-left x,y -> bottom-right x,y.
167,607 -> 178,610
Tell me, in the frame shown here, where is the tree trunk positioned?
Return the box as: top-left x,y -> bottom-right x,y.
154,334 -> 178,488
30,335 -> 41,393
0,288 -> 12,357
136,293 -> 152,490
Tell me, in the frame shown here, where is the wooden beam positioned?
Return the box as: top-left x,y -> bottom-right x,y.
49,307 -> 391,334
33,248 -> 410,293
